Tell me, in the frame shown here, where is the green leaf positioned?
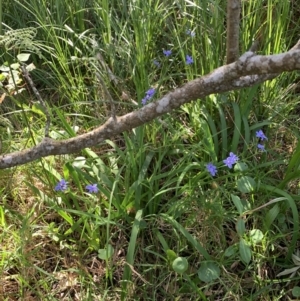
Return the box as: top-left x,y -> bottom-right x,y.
249,229 -> 264,245
216,101 -> 228,158
231,194 -> 243,214
231,102 -> 242,153
224,244 -> 238,257
292,286 -> 300,297
234,162 -> 248,172
122,210 -> 143,300
197,261 -> 220,283
236,218 -> 246,236
31,103 -> 46,117
264,204 -> 280,230
200,113 -> 218,160
26,63 -> 36,72
72,157 -> 86,168
0,73 -> 6,81
259,184 -> 299,260
166,249 -> 177,264
98,244 -> 114,260
10,63 -> 20,70
17,53 -> 31,62
237,176 -> 256,193
0,65 -> 10,72
172,257 -> 188,274
239,238 -> 251,264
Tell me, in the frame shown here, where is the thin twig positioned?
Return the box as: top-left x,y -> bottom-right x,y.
21,65 -> 51,137
249,40 -> 260,52
94,53 -> 117,120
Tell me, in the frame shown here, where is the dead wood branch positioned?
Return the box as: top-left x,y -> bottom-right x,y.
1,43 -> 300,169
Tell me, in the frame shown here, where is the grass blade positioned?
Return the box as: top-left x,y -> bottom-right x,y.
121,209 -> 143,300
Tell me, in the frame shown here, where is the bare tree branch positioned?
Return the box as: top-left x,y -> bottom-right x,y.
21,65 -> 51,137
226,0 -> 241,63
1,44 -> 300,169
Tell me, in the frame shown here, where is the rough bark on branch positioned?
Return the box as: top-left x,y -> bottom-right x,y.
1,42 -> 300,170
226,0 -> 241,63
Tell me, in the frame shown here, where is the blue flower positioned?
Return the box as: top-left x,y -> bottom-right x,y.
86,184 -> 99,194
186,29 -> 195,37
256,130 -> 268,141
141,88 -> 156,105
153,59 -> 160,67
206,163 -> 217,176
54,179 -> 68,191
163,49 -> 172,57
257,144 -> 266,151
223,152 -> 239,169
186,55 -> 193,65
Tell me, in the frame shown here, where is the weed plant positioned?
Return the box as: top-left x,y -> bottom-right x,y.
1,0 -> 300,300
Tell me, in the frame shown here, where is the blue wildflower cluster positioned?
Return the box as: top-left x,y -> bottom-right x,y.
163,49 -> 172,57
206,152 -> 239,177
206,163 -> 218,176
153,59 -> 160,67
223,152 -> 239,169
54,179 -> 68,191
141,88 -> 156,105
185,55 -> 193,65
147,30 -> 195,105
256,129 -> 268,151
205,130 -> 268,176
186,29 -> 196,37
54,179 -> 99,194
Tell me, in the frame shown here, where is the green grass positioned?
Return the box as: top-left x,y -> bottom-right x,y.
1,0 -> 300,300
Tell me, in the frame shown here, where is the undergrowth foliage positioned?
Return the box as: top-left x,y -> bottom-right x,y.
1,0 -> 300,300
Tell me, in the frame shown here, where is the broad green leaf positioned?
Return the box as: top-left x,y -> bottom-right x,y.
26,63 -> 36,71
0,66 -> 10,72
277,266 -> 300,277
237,176 -> 256,193
172,257 -> 188,274
234,162 -> 248,171
72,157 -> 86,168
236,218 -> 246,236
239,238 -> 251,264
98,244 -> 114,260
264,204 -> 280,230
10,63 -> 20,70
17,53 -> 31,62
231,194 -> 243,214
166,249 -> 177,263
292,286 -> 300,297
197,261 -> 220,283
224,244 -> 238,257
